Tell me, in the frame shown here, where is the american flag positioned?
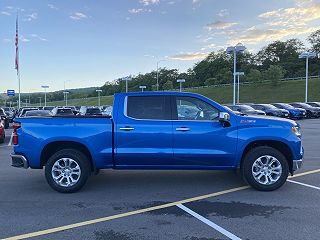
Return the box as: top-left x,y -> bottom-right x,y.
15,14 -> 19,74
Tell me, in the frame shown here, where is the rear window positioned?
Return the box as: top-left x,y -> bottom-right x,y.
126,96 -> 170,120
86,108 -> 101,114
57,109 -> 73,115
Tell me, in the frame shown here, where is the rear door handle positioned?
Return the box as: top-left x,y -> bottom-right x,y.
119,127 -> 135,131
176,127 -> 190,132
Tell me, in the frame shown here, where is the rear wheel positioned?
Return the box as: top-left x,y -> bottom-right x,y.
242,146 -> 289,191
45,149 -> 91,193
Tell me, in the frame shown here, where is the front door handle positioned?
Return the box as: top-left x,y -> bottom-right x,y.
120,127 -> 135,131
176,127 -> 190,132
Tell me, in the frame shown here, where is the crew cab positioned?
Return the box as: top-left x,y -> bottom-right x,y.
11,92 -> 304,193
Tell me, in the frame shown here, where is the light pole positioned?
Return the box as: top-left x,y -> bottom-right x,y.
226,43 -> 246,105
96,89 -> 102,106
38,97 -> 42,107
63,91 -> 69,106
139,86 -> 146,92
156,60 -> 166,91
121,76 -> 132,92
234,72 -> 245,103
41,85 -> 49,107
299,51 -> 316,102
25,99 -> 28,107
177,79 -> 185,92
63,80 -> 71,101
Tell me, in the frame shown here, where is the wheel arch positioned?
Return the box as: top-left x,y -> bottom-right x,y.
40,141 -> 95,171
240,140 -> 294,174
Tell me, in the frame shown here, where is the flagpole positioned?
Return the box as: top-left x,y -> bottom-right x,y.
18,69 -> 21,109
15,12 -> 21,109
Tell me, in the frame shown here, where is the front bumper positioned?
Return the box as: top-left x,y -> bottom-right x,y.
11,154 -> 29,169
292,159 -> 303,171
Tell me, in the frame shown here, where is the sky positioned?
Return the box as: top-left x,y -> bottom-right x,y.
1,0 -> 320,93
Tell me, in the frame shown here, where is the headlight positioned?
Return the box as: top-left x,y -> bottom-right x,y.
292,125 -> 301,137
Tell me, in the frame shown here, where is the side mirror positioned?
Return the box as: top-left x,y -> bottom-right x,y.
219,112 -> 231,127
219,112 -> 230,122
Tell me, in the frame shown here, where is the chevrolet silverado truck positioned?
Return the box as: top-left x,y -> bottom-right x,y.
11,92 -> 303,193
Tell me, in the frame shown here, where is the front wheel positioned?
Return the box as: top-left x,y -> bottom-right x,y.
45,149 -> 91,193
242,146 -> 289,191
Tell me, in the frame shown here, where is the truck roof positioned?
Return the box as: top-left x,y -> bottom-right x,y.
115,91 -> 206,98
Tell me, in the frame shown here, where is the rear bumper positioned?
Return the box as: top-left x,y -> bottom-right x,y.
11,154 -> 29,169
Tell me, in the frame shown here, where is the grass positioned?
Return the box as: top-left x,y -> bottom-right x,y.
43,79 -> 320,106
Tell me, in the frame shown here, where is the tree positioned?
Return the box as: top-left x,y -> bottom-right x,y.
264,65 -> 285,85
246,69 -> 262,83
308,29 -> 320,53
204,78 -> 216,86
162,80 -> 173,90
255,39 -> 305,77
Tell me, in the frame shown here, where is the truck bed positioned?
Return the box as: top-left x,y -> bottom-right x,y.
14,117 -> 114,169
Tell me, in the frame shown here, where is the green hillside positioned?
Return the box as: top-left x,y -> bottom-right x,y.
43,79 -> 320,107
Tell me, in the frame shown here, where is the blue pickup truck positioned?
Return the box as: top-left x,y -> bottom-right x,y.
11,92 -> 303,193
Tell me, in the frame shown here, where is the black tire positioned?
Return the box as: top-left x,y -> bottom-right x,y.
45,149 -> 91,193
241,146 -> 289,191
306,111 -> 313,119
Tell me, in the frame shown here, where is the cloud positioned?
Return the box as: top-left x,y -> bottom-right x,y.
30,34 -> 47,41
227,26 -> 318,45
206,20 -> 238,30
192,0 -> 200,3
169,52 -> 209,60
128,8 -> 151,14
6,6 -> 13,10
3,38 -> 11,43
217,9 -> 229,17
70,12 -> 88,20
140,0 -> 160,5
1,11 -> 11,16
24,13 -> 37,22
48,4 -> 58,10
20,36 -> 30,42
258,1 -> 320,27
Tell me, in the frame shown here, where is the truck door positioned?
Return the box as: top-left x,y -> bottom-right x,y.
114,95 -> 174,167
172,96 -> 237,167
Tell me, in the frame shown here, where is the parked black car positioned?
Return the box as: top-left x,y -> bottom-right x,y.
79,106 -> 102,116
250,104 -> 289,118
226,104 -> 266,116
307,102 -> 320,108
271,103 -> 306,119
0,108 -> 9,129
51,107 -> 75,116
2,107 -> 15,123
289,102 -> 320,118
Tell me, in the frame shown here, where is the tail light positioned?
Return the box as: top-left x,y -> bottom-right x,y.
12,122 -> 21,145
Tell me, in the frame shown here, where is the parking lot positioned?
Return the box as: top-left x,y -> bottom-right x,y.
0,119 -> 319,240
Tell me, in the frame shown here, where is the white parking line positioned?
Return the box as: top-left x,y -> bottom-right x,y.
7,133 -> 13,146
287,180 -> 320,190
176,203 -> 242,240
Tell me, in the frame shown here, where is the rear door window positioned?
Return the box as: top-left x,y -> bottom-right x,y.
126,96 -> 171,120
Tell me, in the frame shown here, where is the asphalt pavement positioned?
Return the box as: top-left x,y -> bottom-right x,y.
0,119 -> 319,240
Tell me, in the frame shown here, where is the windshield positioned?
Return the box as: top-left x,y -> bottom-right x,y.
261,104 -> 277,109
239,105 -> 255,110
25,110 -> 52,116
279,104 -> 294,109
296,103 -> 312,108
